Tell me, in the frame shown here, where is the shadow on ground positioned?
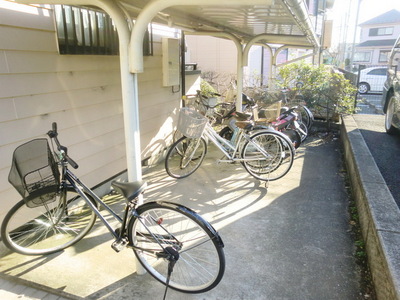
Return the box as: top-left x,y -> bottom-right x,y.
0,135 -> 360,300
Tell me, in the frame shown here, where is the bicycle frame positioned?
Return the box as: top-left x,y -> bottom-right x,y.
61,163 -> 176,255
63,168 -> 125,239
201,122 -> 274,163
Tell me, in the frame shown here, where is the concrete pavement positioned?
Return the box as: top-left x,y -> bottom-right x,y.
0,123 -> 367,300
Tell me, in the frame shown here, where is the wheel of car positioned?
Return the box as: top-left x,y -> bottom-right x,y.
385,95 -> 398,135
358,82 -> 370,94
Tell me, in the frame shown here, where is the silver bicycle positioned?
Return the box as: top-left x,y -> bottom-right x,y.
165,108 -> 295,181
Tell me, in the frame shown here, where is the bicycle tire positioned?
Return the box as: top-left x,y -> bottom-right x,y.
172,129 -> 184,144
281,128 -> 301,149
1,187 -> 97,255
128,201 -> 225,293
298,121 -> 308,142
296,104 -> 314,130
241,131 -> 285,176
241,131 -> 295,181
165,136 -> 207,179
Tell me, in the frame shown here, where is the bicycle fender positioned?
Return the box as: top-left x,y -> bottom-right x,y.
138,201 -> 224,248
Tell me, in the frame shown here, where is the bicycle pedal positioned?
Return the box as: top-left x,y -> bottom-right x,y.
111,238 -> 128,252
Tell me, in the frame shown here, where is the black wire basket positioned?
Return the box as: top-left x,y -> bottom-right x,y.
8,138 -> 60,208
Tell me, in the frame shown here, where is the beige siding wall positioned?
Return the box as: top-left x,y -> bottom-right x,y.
185,35 -> 237,75
0,3 -> 181,222
185,35 -> 238,93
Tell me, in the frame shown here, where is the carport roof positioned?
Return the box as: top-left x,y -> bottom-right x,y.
17,0 -> 322,49
119,0 -> 321,48
16,0 -> 325,72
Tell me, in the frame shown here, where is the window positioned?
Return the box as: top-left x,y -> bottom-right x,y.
369,27 -> 394,36
54,5 -> 153,56
54,5 -> 119,55
379,50 -> 390,62
367,68 -> 387,76
354,51 -> 371,63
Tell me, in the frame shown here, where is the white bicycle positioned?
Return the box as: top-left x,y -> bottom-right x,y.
165,108 -> 295,181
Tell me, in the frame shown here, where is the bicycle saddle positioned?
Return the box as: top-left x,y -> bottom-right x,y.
111,180 -> 147,202
235,121 -> 253,130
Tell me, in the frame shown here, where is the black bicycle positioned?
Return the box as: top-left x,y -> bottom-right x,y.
2,122 -> 225,295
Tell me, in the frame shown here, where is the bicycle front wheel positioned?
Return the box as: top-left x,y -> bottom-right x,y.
128,201 -> 225,293
1,188 -> 97,255
165,136 -> 207,179
241,131 -> 295,181
297,104 -> 314,130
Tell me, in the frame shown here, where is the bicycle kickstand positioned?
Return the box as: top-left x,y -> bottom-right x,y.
264,180 -> 269,189
162,247 -> 179,300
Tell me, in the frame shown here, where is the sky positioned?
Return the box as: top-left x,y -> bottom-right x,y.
328,0 -> 400,47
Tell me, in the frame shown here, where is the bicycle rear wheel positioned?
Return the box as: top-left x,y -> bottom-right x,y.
241,131 -> 295,181
298,121 -> 308,142
128,201 -> 225,293
281,128 -> 301,149
1,188 -> 97,255
165,136 -> 207,179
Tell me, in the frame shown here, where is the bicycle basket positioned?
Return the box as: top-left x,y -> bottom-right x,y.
257,101 -> 282,123
177,107 -> 208,138
8,138 -> 60,208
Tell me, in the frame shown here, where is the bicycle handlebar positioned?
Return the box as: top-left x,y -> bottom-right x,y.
47,122 -> 79,169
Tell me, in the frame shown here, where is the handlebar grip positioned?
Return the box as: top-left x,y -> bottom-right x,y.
47,122 -> 78,169
47,122 -> 59,139
66,156 -> 79,169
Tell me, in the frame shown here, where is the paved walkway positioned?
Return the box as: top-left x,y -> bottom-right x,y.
0,131 -> 362,300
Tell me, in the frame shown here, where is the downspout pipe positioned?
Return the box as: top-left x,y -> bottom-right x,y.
281,0 -> 320,51
181,31 -> 186,97
185,31 -> 244,112
16,0 -> 143,183
129,0 -> 273,111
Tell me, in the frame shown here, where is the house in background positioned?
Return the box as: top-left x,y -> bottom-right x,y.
354,9 -> 400,67
185,35 -> 317,93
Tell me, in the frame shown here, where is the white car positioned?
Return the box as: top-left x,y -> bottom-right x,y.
358,67 -> 387,94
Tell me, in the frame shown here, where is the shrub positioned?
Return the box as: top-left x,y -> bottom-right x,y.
200,78 -> 218,98
277,62 -> 357,121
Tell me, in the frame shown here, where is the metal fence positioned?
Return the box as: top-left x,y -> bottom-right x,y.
356,64 -> 387,95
